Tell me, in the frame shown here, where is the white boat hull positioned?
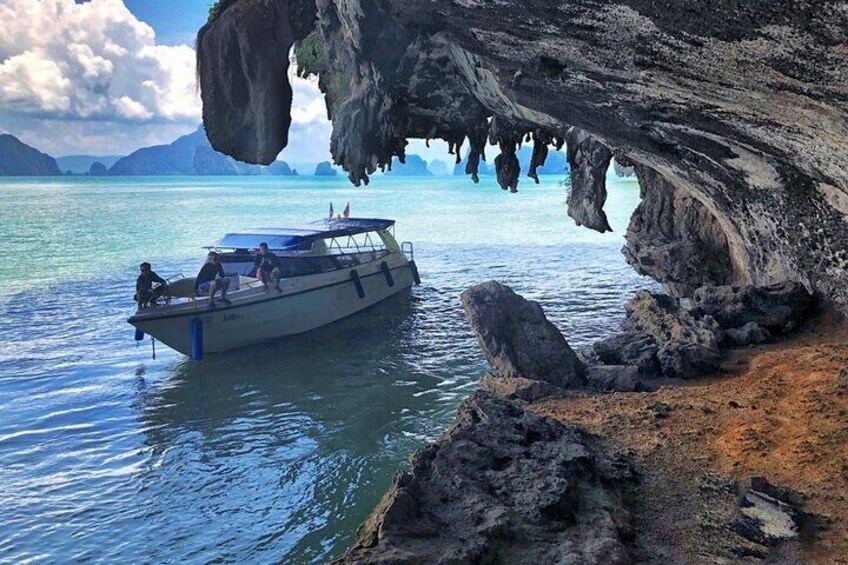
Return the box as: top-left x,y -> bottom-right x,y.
129,252 -> 416,356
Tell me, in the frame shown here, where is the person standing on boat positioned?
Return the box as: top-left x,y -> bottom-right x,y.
135,262 -> 168,309
195,252 -> 231,308
254,242 -> 282,292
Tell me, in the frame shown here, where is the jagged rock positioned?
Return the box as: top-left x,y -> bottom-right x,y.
197,0 -> 848,309
461,281 -> 585,388
591,331 -> 660,376
479,374 -> 560,402
623,291 -> 721,378
335,392 -> 637,565
724,322 -> 772,347
612,158 -> 635,178
585,365 -> 643,392
566,128 -> 614,233
692,282 -> 815,333
623,165 -> 737,297
196,0 -> 315,165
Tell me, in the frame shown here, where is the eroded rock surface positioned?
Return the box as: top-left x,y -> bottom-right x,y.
461,280 -> 585,388
620,290 -> 722,379
197,0 -> 848,309
696,474 -> 824,562
335,392 -> 638,565
566,127 -> 614,233
693,281 -> 815,333
623,165 -> 738,297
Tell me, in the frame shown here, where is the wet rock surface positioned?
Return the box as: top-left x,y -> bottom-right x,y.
460,281 -> 585,388
335,392 -> 638,565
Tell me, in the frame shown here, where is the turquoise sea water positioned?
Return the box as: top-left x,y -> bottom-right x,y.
0,175 -> 651,563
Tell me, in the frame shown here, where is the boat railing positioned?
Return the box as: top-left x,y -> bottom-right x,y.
401,241 -> 414,261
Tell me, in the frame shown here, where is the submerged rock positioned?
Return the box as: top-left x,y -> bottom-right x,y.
693,282 -> 815,333
460,281 -> 585,388
336,392 -> 637,564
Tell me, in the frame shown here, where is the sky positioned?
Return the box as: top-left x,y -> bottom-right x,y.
0,0 -> 450,167
0,0 -> 333,163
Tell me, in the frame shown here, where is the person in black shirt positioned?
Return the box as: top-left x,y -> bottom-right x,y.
135,262 -> 169,309
195,252 -> 231,308
254,242 -> 282,292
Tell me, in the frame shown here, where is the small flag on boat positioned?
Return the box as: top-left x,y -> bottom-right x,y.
328,202 -> 334,220
343,202 -> 350,219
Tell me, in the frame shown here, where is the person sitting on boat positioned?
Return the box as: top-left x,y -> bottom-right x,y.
195,252 -> 231,308
135,262 -> 169,309
254,242 -> 282,292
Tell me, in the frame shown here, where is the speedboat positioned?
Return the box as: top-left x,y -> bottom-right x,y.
128,218 -> 420,358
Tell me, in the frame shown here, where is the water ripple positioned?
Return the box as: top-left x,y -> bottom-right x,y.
0,176 -> 655,563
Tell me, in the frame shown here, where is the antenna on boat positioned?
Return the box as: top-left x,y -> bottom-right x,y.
328,202 -> 334,222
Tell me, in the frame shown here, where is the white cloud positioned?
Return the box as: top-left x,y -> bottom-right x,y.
0,0 -> 335,159
0,0 -> 198,122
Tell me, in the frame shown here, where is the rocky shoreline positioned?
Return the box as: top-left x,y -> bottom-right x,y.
334,280 -> 843,564
190,2 -> 848,561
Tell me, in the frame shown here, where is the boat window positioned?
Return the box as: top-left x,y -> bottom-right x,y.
333,255 -> 360,268
324,231 -> 386,255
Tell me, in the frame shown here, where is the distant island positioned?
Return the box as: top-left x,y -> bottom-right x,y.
0,134 -> 61,176
56,155 -> 122,175
109,127 -> 298,176
1,130 -> 575,179
0,129 -> 298,177
386,154 -> 432,176
314,161 -> 338,176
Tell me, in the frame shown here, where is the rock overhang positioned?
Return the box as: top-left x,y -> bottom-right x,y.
196,0 -> 848,308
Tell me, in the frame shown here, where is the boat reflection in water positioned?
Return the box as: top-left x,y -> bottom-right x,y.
131,291 -> 481,561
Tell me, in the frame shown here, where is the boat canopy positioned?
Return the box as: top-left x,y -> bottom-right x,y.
207,218 -> 396,251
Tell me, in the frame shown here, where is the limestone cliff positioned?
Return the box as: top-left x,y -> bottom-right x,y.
197,0 -> 848,308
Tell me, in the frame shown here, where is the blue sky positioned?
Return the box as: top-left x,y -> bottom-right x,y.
0,0 -> 333,163
120,0 -> 211,45
0,0 -> 446,167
